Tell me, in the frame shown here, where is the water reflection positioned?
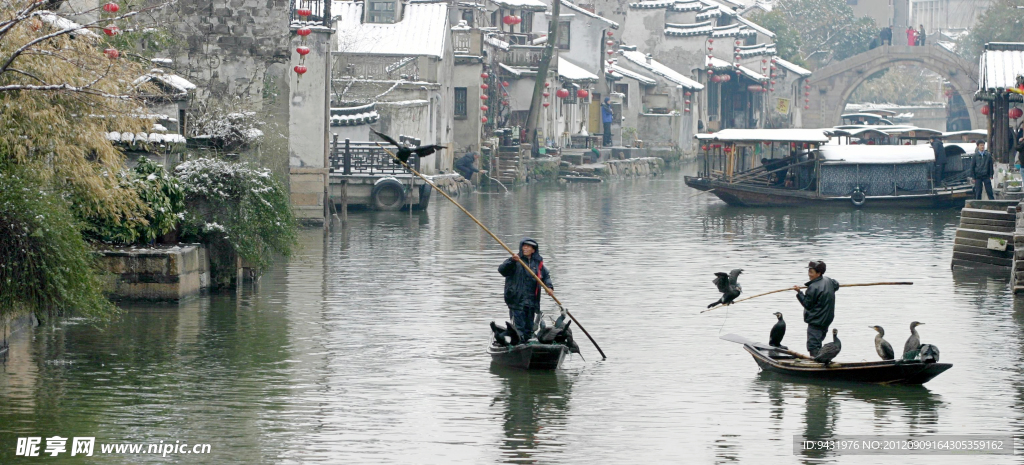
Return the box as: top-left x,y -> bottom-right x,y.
490,366 -> 574,464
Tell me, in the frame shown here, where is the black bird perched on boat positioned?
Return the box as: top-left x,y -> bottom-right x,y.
814,328 -> 841,366
370,128 -> 445,164
769,312 -> 787,348
536,313 -> 581,356
903,321 -> 924,359
708,269 -> 743,308
490,321 -> 521,346
869,325 -> 895,360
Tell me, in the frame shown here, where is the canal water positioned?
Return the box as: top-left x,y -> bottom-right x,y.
2,165 -> 1022,464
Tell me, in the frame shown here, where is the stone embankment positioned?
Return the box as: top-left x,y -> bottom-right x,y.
428,174 -> 473,197
951,200 -> 1017,270
566,157 -> 665,179
96,245 -> 210,300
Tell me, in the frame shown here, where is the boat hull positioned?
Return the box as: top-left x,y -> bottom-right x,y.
489,343 -> 568,370
684,176 -> 972,209
744,345 -> 952,385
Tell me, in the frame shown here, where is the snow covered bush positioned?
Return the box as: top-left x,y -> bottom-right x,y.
174,157 -> 296,281
78,157 -> 185,245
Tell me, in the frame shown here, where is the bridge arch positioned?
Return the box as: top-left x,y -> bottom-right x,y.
804,45 -> 980,130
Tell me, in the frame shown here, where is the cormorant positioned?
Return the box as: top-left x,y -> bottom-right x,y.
370,128 -> 445,164
903,321 -> 924,359
869,325 -> 895,360
489,321 -> 521,346
708,269 -> 743,308
814,328 -> 841,366
769,312 -> 787,348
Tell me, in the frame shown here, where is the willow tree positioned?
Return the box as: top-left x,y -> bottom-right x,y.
0,1 -> 167,320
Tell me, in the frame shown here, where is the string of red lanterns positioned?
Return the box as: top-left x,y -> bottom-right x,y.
101,3 -> 121,58
293,7 -> 314,79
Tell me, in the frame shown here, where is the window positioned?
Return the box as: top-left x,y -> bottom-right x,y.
454,87 -> 467,119
556,21 -> 570,49
520,12 -> 533,34
461,8 -> 474,27
368,0 -> 395,23
614,84 -> 629,108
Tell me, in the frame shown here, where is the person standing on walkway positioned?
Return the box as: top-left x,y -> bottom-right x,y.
792,261 -> 839,357
969,141 -> 995,200
906,26 -> 917,47
498,238 -> 553,342
880,26 -> 892,46
930,136 -> 946,184
917,25 -> 926,46
601,98 -> 614,147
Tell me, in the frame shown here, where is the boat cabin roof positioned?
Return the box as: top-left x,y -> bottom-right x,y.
840,113 -> 894,125
695,128 -> 831,144
881,127 -> 943,139
859,109 -> 898,117
941,129 -> 988,142
818,145 -> 936,165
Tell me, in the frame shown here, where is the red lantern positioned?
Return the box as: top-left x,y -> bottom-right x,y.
711,75 -> 721,83
502,100 -> 509,106
514,16 -> 522,25
707,70 -> 714,75
297,8 -> 312,17
607,40 -> 615,47
721,74 -> 731,82
981,105 -> 990,115
481,95 -> 488,100
685,91 -> 691,97
502,15 -> 512,25
543,91 -> 550,97
747,85 -> 763,92
543,102 -> 550,107
556,89 -> 570,98
735,41 -> 741,46
103,25 -> 119,36
804,105 -> 810,110
685,108 -> 691,112
502,81 -> 509,87
482,116 -> 488,123
770,80 -> 776,85
480,105 -> 488,111
102,2 -> 119,13
770,88 -> 775,92
708,47 -> 713,51
804,92 -> 810,96
1010,108 -> 1023,119
294,65 -> 307,75
735,55 -> 741,60
577,89 -> 589,98
607,49 -> 615,55
296,27 -> 311,37
712,144 -> 722,149
708,39 -> 714,44
607,31 -> 614,37
724,147 -> 733,153
296,46 -> 310,56
103,48 -> 119,60
805,84 -> 811,90
685,100 -> 691,105
481,83 -> 489,90
701,145 -> 708,151
545,82 -> 550,87
481,72 -> 489,79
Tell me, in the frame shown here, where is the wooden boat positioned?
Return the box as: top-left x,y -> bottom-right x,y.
688,129 -> 974,209
488,342 -> 568,370
733,337 -> 953,385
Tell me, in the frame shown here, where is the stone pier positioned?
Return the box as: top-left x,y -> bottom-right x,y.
96,245 -> 211,300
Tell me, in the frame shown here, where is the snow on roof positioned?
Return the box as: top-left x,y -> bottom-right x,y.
711,23 -> 755,38
560,0 -> 619,28
818,145 -> 936,165
38,11 -> 99,39
665,20 -> 713,36
133,70 -> 197,94
490,0 -> 548,11
774,57 -> 811,77
330,110 -> 380,126
737,65 -> 766,81
739,2 -> 771,16
629,0 -> 674,9
696,129 -> 831,143
736,43 -> 775,58
620,50 -> 703,90
332,2 -> 449,58
484,35 -> 511,51
695,5 -> 723,21
671,1 -> 701,12
558,57 -> 599,82
107,131 -> 186,145
942,129 -> 988,141
706,56 -> 733,69
735,16 -> 774,38
608,63 -> 657,85
979,43 -> 1024,91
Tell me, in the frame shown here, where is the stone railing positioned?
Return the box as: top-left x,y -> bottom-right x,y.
290,0 -> 332,28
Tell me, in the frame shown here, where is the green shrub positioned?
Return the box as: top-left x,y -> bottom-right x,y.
78,157 -> 185,245
0,164 -> 116,321
174,157 -> 297,276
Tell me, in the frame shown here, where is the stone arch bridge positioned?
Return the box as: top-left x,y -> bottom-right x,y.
804,45 -> 980,130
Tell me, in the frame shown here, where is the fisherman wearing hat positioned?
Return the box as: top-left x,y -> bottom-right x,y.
498,238 -> 554,343
792,261 -> 840,357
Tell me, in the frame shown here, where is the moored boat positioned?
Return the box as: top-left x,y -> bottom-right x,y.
489,342 -> 568,370
735,338 -> 952,385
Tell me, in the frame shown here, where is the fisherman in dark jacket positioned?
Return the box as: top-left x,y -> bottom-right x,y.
930,137 -> 945,183
792,260 -> 839,357
969,141 -> 994,200
455,152 -> 480,180
498,238 -> 553,342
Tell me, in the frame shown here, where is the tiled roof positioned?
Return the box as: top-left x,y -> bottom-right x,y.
980,43 -> 1024,91
665,20 -> 714,37
775,57 -> 811,77
490,0 -> 548,11
332,2 -> 449,58
670,1 -> 701,12
629,0 -> 674,9
561,0 -> 620,28
330,104 -> 381,126
620,50 -> 704,90
558,56 -> 600,82
608,63 -> 658,85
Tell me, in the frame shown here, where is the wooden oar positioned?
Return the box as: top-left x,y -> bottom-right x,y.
701,282 -> 914,313
375,143 -> 607,360
719,333 -> 815,360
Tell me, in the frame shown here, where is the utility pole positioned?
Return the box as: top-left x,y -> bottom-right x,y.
524,0 -> 561,152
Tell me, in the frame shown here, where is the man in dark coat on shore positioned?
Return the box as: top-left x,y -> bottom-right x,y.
792,260 -> 839,357
498,238 -> 553,342
930,136 -> 946,183
969,141 -> 995,200
455,152 -> 480,180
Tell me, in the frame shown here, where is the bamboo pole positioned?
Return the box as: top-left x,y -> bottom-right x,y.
375,143 -> 607,359
701,282 -> 914,313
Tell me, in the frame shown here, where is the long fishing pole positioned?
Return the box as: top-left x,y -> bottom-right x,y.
375,143 -> 607,359
701,282 -> 914,313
